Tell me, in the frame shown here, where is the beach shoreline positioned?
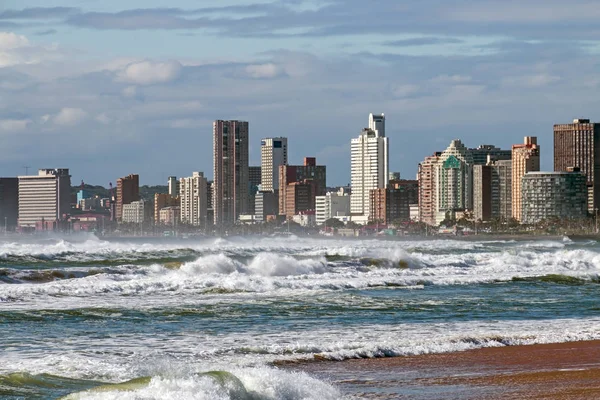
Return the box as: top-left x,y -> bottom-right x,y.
285,340 -> 600,399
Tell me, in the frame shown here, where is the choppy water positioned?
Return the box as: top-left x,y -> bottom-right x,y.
1,234 -> 599,399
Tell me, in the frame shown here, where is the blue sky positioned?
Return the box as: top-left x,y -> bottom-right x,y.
2,0 -> 600,185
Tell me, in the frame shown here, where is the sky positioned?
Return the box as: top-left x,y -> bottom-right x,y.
1,0 -> 600,186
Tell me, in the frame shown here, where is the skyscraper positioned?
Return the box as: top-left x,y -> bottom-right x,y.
512,137 -> 540,222
179,172 -> 208,226
213,120 -> 249,226
0,178 -> 18,231
116,174 -> 139,222
418,153 -> 440,226
436,140 -> 473,222
168,176 -> 179,197
18,169 -> 71,230
261,137 -> 288,192
554,118 -> 600,212
350,114 -> 389,220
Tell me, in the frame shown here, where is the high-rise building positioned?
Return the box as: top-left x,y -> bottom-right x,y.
469,145 -> 512,165
350,114 -> 389,218
418,153 -> 440,226
284,181 -> 315,217
521,169 -> 587,224
159,206 -> 180,226
261,138 -> 288,192
154,193 -> 179,224
0,178 -> 18,231
489,158 -> 512,221
279,157 -> 326,216
168,176 -> 179,197
248,166 -> 262,215
18,169 -> 71,230
554,119 -> 600,212
369,113 -> 385,137
512,137 -> 539,222
116,174 -> 139,222
473,165 -> 492,222
436,140 -> 473,223
180,172 -> 208,227
315,189 -> 351,226
213,120 -> 249,226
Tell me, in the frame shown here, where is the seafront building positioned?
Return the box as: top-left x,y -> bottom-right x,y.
254,191 -> 279,222
315,189 -> 351,225
116,174 -> 139,222
122,200 -> 146,224
554,119 -> 600,212
261,138 -> 288,192
248,166 -> 262,215
469,145 -> 511,165
350,113 -> 389,222
167,176 -> 179,197
213,120 -> 249,226
279,157 -> 326,216
436,140 -> 474,224
18,169 -> 71,230
370,179 -> 418,225
154,193 -> 179,224
179,172 -> 208,227
418,153 -> 440,226
159,206 -> 180,226
512,137 -> 540,222
0,178 -> 18,231
521,169 -> 587,224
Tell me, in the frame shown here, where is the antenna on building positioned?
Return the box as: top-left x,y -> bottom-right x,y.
23,166 -> 31,175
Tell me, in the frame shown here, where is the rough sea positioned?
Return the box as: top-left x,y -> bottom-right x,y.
1,234 -> 599,399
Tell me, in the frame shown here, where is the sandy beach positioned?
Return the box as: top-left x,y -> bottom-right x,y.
288,341 -> 600,399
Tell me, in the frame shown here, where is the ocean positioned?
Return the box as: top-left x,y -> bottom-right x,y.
0,234 -> 599,399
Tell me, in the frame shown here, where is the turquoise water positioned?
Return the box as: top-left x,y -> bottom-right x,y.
1,235 -> 599,399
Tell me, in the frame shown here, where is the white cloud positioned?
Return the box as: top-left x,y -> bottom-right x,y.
245,63 -> 284,79
122,85 -> 138,98
431,74 -> 472,84
116,60 -> 182,85
502,73 -> 561,88
95,113 -> 111,124
0,32 -> 29,50
53,107 -> 88,126
0,118 -> 31,132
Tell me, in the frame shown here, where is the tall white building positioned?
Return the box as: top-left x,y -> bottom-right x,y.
260,137 -> 288,192
315,189 -> 351,225
180,172 -> 208,226
18,169 -> 71,229
350,114 -> 389,219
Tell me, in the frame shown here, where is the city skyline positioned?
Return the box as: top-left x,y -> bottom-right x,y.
3,1 -> 599,185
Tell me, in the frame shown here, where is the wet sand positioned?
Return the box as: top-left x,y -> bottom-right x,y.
286,341 -> 600,399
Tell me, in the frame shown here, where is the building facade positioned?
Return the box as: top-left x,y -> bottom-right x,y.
213,120 -> 249,226
370,180 -> 419,225
315,189 -> 351,226
261,137 -> 288,192
248,166 -> 262,215
436,140 -> 474,223
279,157 -> 326,216
122,200 -> 146,224
512,137 -> 540,222
0,178 -> 18,231
154,193 -> 179,224
473,165 -> 492,222
179,172 -> 208,227
254,191 -> 279,222
554,119 -> 600,212
521,170 -> 587,224
350,117 -> 389,218
418,153 -> 440,226
168,176 -> 179,197
116,174 -> 139,222
18,169 -> 71,229
159,206 -> 180,226
469,144 -> 512,165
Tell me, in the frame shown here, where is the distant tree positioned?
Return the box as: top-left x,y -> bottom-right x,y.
323,218 -> 344,228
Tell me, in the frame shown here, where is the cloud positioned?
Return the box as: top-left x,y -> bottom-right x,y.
0,32 -> 29,50
384,37 -> 464,47
0,7 -> 78,20
0,119 -> 31,132
116,60 -> 182,85
34,29 -> 58,36
245,63 -> 284,79
53,108 -> 88,126
0,31 -> 64,68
